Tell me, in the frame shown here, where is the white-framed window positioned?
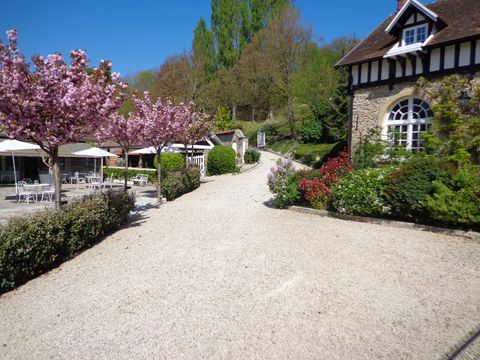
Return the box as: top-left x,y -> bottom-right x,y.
402,24 -> 428,46
386,98 -> 433,151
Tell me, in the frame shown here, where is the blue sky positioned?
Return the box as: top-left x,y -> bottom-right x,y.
0,0 -> 434,77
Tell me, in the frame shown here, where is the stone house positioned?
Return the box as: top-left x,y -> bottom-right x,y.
336,0 -> 480,152
214,129 -> 249,164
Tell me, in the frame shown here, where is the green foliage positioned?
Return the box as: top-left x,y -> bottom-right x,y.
417,75 -> 480,164
0,191 -> 135,293
384,156 -> 454,222
267,158 -> 299,208
332,168 -> 389,217
300,120 -> 323,143
323,69 -> 350,141
207,145 -> 237,175
353,127 -> 413,170
244,148 -> 261,164
425,166 -> 480,228
103,167 -> 157,183
161,167 -> 201,201
213,105 -> 233,131
193,18 -> 217,81
353,128 -> 386,170
153,153 -> 186,175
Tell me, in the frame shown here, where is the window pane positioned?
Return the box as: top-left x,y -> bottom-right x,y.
405,29 -> 415,45
416,26 -> 427,42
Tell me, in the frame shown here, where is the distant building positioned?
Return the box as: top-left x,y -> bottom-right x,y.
336,0 -> 480,152
214,129 -> 249,164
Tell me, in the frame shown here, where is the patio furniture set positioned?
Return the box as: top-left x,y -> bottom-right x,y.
17,180 -> 55,203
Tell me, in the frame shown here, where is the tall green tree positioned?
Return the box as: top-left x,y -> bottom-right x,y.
193,18 -> 217,81
323,69 -> 350,141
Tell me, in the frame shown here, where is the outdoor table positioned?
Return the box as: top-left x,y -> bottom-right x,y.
85,176 -> 103,191
23,183 -> 50,202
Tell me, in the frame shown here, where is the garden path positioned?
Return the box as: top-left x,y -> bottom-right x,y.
1,151 -> 479,359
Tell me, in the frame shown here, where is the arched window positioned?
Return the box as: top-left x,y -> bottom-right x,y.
386,98 -> 433,151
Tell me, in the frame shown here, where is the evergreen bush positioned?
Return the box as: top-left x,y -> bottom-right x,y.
153,153 -> 186,175
0,191 -> 135,293
207,145 -> 237,175
244,148 -> 261,164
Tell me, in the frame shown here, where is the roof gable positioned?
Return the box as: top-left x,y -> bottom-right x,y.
336,0 -> 480,67
385,0 -> 438,33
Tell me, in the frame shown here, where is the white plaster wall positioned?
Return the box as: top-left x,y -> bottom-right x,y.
352,65 -> 359,85
430,48 -> 440,71
405,60 -> 413,76
396,61 -> 402,78
444,45 -> 455,69
476,40 -> 480,64
381,60 -> 389,80
459,42 -> 471,67
416,56 -> 423,74
371,61 -> 379,82
361,63 -> 369,83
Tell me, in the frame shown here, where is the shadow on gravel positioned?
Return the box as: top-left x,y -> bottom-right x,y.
263,199 -> 276,209
443,325 -> 480,359
136,189 -> 157,198
128,203 -> 159,227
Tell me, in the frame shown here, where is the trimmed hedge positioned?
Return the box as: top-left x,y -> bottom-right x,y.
384,156 -> 454,222
153,153 -> 186,174
244,148 -> 261,164
0,191 -> 135,293
103,167 -> 157,183
207,145 -> 237,175
162,167 -> 201,201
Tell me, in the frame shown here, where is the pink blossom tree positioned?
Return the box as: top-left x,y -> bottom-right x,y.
131,93 -> 188,203
0,29 -> 126,206
97,113 -> 145,191
179,110 -> 211,168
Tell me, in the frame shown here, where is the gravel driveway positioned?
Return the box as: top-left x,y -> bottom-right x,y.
1,151 -> 479,359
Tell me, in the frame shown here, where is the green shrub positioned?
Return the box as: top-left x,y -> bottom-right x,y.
301,153 -> 316,167
332,168 -> 389,217
384,156 -> 454,222
213,105 -> 233,131
207,145 -> 237,175
300,121 -> 323,143
0,191 -> 135,293
267,158 -> 299,208
161,167 -> 201,201
244,148 -> 261,164
425,166 -> 480,228
153,153 -> 185,175
103,167 -> 156,183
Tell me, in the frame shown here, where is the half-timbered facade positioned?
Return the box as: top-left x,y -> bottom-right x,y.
336,0 -> 480,151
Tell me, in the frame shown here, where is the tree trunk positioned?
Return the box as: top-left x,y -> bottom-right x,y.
50,148 -> 62,208
232,104 -> 237,122
287,96 -> 296,138
156,148 -> 162,204
184,142 -> 189,169
124,151 -> 128,192
252,108 -> 255,122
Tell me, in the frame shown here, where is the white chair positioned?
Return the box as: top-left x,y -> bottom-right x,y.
102,174 -> 114,189
40,185 -> 55,202
17,181 -> 36,203
132,174 -> 148,186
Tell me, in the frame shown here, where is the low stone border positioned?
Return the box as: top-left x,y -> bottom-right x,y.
290,205 -> 480,241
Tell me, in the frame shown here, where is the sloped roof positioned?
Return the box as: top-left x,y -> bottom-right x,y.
337,0 -> 480,67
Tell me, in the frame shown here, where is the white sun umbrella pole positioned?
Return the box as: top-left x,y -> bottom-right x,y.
71,147 -> 118,177
0,140 -> 41,198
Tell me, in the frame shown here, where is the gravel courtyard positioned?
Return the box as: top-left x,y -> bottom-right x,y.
1,151 -> 479,359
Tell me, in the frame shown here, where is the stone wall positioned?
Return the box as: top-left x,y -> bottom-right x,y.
351,72 -> 480,150
351,81 -> 417,150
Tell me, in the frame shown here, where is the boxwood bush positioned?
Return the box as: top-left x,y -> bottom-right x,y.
425,166 -> 480,229
0,191 -> 135,293
207,145 -> 237,175
384,156 -> 454,222
331,168 -> 389,217
244,148 -> 261,164
161,167 -> 201,201
153,153 -> 186,175
103,167 -> 157,183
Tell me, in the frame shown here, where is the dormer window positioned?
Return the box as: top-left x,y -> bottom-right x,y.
403,24 -> 428,46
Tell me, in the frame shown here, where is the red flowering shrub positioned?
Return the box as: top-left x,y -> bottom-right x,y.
297,149 -> 352,209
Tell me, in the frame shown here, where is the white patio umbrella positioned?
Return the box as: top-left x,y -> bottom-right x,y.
71,147 -> 118,177
129,146 -> 181,155
0,139 -> 41,196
